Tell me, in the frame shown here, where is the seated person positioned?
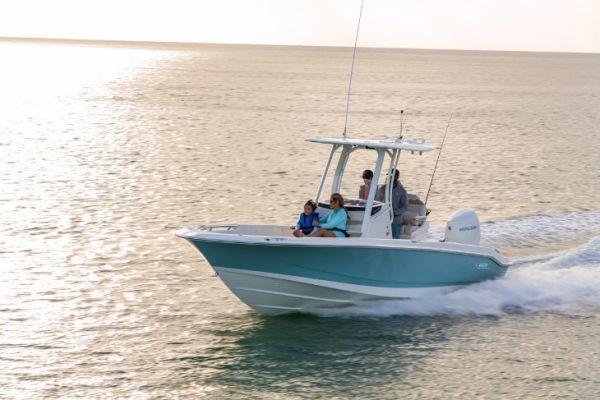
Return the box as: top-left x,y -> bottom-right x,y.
358,169 -> 374,200
293,200 -> 320,237
309,193 -> 349,238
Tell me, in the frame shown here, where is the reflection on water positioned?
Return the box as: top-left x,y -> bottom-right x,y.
173,314 -> 457,398
0,39 -> 599,398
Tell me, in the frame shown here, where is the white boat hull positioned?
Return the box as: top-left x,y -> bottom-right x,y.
216,267 -> 467,315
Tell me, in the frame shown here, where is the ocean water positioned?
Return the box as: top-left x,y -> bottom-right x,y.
0,38 -> 599,398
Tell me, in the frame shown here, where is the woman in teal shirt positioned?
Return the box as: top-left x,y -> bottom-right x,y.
309,193 -> 349,238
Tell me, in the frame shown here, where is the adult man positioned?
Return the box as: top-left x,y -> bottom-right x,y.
377,169 -> 408,239
358,169 -> 374,201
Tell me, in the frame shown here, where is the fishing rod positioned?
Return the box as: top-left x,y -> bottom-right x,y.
424,112 -> 453,207
342,0 -> 365,139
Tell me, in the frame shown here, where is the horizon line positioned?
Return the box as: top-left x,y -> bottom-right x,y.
1,35 -> 599,56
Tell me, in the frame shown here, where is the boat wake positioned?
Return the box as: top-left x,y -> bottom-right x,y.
313,211 -> 600,318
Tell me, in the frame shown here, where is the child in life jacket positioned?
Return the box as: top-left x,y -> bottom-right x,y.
293,200 -> 319,237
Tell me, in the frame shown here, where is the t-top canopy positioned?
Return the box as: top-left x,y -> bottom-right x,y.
306,137 -> 436,153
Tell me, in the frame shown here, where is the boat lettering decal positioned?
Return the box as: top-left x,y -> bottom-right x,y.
476,262 -> 489,269
459,225 -> 478,232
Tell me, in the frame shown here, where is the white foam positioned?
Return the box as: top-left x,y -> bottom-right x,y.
546,236 -> 600,268
314,233 -> 600,318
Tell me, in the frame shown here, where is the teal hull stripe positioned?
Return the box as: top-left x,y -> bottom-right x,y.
189,239 -> 506,288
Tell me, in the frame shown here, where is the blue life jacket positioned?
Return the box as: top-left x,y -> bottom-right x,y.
299,212 -> 319,235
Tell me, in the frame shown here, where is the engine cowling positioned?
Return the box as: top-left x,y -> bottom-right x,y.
444,209 -> 480,245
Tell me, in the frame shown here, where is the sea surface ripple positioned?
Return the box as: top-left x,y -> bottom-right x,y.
0,39 -> 599,399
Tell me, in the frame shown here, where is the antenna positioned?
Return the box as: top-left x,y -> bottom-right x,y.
398,109 -> 404,140
342,0 -> 365,139
424,112 -> 453,207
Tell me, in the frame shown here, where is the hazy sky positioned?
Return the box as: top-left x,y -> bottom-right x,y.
1,0 -> 599,53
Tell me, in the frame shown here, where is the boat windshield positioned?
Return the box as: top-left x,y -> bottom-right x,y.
318,146 -> 394,208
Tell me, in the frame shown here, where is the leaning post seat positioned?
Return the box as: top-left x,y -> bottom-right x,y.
398,194 -> 429,238
403,194 -> 427,224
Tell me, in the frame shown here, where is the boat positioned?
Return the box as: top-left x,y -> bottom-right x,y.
176,2 -> 508,315
176,136 -> 510,315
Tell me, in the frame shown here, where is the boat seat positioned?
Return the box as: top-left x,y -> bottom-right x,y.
407,194 -> 426,214
397,195 -> 428,239
345,220 -> 362,237
400,224 -> 417,237
404,194 -> 427,225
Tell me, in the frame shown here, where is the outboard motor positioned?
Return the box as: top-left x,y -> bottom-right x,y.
444,209 -> 481,245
